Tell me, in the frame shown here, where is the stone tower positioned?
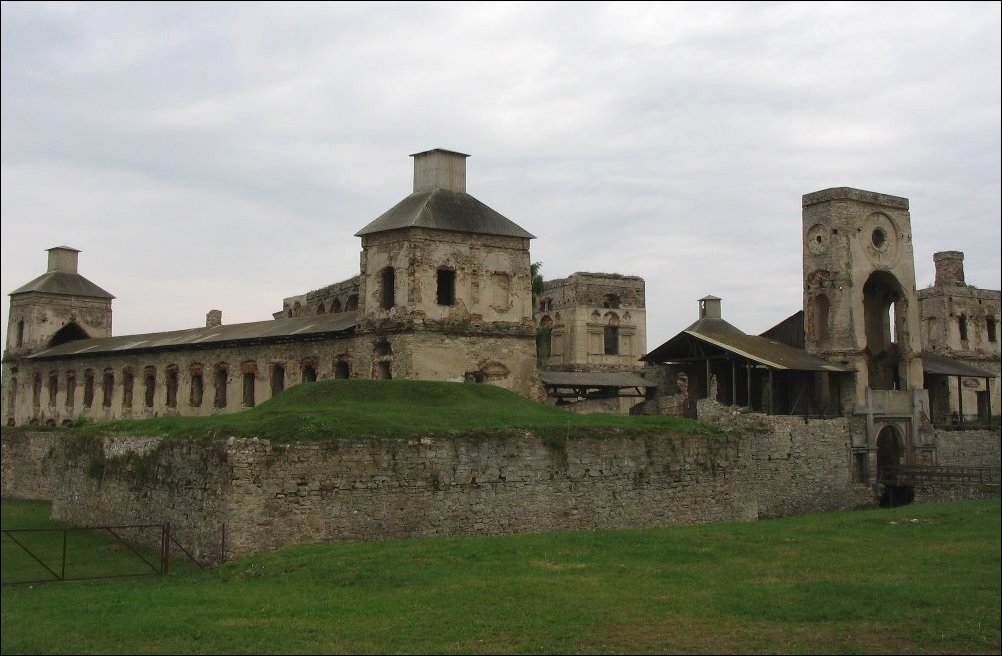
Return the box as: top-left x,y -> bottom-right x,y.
802,188 -> 924,400
802,188 -> 929,482
5,247 -> 114,357
352,149 -> 538,392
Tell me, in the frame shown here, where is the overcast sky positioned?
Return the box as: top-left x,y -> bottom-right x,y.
2,1 -> 1000,353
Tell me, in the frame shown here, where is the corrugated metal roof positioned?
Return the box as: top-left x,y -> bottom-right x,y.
922,352 -> 998,378
683,316 -> 745,336
27,312 -> 357,360
9,271 -> 114,299
689,331 -> 846,371
643,326 -> 846,372
355,188 -> 535,239
540,371 -> 654,388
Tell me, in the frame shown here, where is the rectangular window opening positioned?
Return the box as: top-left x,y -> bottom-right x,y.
437,269 -> 456,306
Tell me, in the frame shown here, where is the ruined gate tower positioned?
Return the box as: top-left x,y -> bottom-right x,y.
802,188 -> 930,484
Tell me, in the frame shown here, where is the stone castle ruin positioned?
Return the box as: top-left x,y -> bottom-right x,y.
1,152 -> 999,556
2,153 -> 999,433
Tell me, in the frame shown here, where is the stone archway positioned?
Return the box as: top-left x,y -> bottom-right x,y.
863,271 -> 905,390
876,424 -> 913,507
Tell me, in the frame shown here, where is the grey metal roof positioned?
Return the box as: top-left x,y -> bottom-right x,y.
643,327 -> 846,372
27,312 -> 357,360
540,371 -> 654,388
921,352 -> 998,378
10,271 -> 114,299
355,188 -> 535,239
683,316 -> 745,336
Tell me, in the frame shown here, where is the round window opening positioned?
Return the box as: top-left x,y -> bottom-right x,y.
815,235 -> 823,244
871,228 -> 886,249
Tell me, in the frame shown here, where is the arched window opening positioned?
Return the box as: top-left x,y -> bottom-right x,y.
603,312 -> 620,356
49,323 -> 89,347
863,271 -> 904,391
374,340 -> 392,357
165,366 -> 179,408
334,360 -> 351,379
213,364 -> 228,409
876,425 -> 913,507
122,367 -> 134,408
102,369 -> 114,408
958,315 -> 968,342
143,366 -> 156,408
190,365 -> 204,407
32,372 -> 42,410
814,294 -> 831,343
604,326 -> 620,355
83,369 -> 95,408
538,316 -> 553,360
331,298 -> 342,313
65,371 -> 76,409
317,302 -> 326,314
539,298 -> 553,312
47,371 -> 59,407
437,268 -> 456,306
302,362 -> 318,383
345,295 -> 359,311
376,361 -> 392,380
16,320 -> 25,348
271,363 -> 286,397
380,267 -> 396,310
243,372 -> 256,408
988,316 -> 998,343
286,308 -> 293,318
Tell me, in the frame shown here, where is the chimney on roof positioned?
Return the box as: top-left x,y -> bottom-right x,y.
412,149 -> 469,193
47,246 -> 81,274
699,295 -> 722,319
206,309 -> 222,328
933,251 -> 965,286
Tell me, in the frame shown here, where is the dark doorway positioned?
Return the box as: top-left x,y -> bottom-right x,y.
877,425 -> 913,507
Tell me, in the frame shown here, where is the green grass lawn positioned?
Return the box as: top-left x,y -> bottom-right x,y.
2,497 -> 998,654
1,500 -> 191,585
8,379 -> 715,442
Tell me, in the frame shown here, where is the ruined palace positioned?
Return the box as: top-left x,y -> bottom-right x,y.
642,187 -> 999,492
1,150 -> 998,439
2,149 -> 540,425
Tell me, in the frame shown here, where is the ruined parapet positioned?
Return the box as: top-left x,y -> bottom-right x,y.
206,310 -> 222,328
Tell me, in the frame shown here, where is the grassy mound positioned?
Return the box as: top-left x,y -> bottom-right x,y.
61,379 -> 713,442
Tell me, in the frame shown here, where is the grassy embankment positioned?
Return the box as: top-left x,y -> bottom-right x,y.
2,497 -> 999,654
9,379 -> 717,442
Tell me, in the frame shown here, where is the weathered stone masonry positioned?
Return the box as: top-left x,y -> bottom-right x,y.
4,413 -> 996,564
2,420 -> 875,564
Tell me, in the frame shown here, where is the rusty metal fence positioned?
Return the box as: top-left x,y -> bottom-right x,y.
1,521 -> 215,586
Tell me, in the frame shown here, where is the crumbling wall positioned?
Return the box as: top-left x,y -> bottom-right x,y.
3,429 -> 758,562
1,431 -> 230,564
697,399 -> 873,515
